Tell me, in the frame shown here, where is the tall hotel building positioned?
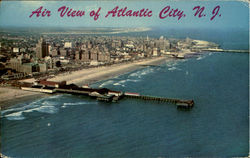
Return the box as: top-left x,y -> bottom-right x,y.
36,38 -> 49,59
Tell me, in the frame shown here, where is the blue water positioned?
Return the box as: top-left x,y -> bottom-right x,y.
1,51 -> 248,158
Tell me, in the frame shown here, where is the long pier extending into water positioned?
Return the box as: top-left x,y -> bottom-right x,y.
20,80 -> 195,109
124,93 -> 194,108
202,48 -> 249,53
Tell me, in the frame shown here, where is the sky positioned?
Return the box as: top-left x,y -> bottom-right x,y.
0,1 -> 248,30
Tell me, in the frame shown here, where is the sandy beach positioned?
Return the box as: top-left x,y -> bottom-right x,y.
0,87 -> 47,110
48,56 -> 169,86
0,56 -> 169,109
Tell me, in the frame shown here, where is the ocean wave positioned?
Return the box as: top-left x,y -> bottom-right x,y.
47,94 -> 65,99
197,56 -> 204,60
99,80 -> 114,88
113,78 -> 140,87
196,55 -> 208,60
166,59 -> 187,68
197,52 -> 214,60
4,105 -> 58,121
129,72 -> 141,78
113,80 -> 126,87
113,82 -> 121,86
129,68 -> 154,79
166,61 -> 178,68
168,67 -> 181,71
119,80 -> 127,84
34,105 -> 58,114
112,68 -> 154,87
127,79 -> 140,82
156,67 -> 161,71
2,95 -> 60,114
63,102 -> 94,106
23,105 -> 58,114
2,95 -> 62,121
113,82 -> 125,87
5,111 -> 25,120
42,101 -> 58,106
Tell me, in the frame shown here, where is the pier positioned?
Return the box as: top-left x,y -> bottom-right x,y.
20,80 -> 195,109
202,48 -> 249,53
124,93 -> 194,108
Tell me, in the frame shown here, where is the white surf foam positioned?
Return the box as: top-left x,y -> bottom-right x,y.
168,67 -> 181,71
62,101 -> 97,108
4,105 -> 58,121
48,94 -> 65,99
196,55 -> 208,61
99,80 -> 114,88
5,111 -> 25,120
129,72 -> 139,77
113,78 -> 140,87
2,95 -> 61,120
127,79 -> 140,82
113,82 -> 121,86
129,68 -> 155,79
166,61 -> 178,68
34,105 -> 58,114
113,82 -> 125,87
63,102 -> 92,106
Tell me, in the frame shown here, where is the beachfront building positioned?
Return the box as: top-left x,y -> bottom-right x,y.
152,48 -> 159,56
9,57 -> 22,72
8,54 -> 48,74
36,80 -> 66,88
98,52 -> 111,63
21,63 -> 39,74
8,58 -> 39,75
44,56 -> 53,69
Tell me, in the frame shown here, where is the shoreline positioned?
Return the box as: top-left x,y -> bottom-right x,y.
0,56 -> 170,110
0,87 -> 48,110
48,56 -> 169,86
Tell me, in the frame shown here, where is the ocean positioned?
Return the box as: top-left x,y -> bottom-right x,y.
1,29 -> 249,158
